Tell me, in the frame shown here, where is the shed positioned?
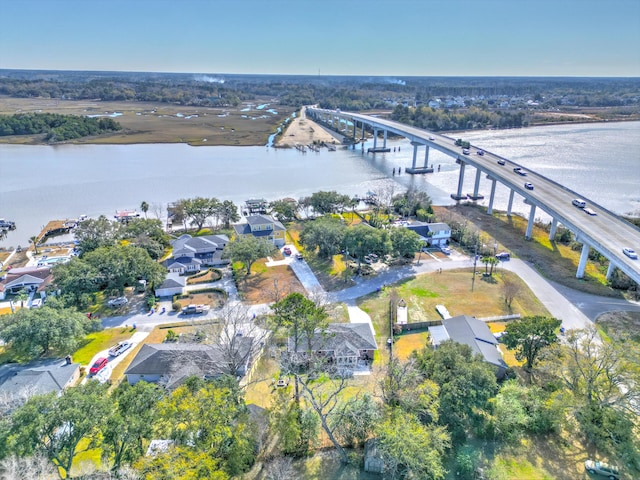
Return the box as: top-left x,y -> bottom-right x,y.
364,439 -> 384,474
396,299 -> 407,325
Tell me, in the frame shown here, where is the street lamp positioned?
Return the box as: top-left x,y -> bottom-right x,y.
471,244 -> 478,292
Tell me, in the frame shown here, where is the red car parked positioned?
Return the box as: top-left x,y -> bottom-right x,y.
89,357 -> 108,375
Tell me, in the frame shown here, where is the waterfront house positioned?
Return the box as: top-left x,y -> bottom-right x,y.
406,221 -> 451,247
0,266 -> 53,300
429,315 -> 507,377
166,234 -> 229,270
287,323 -> 377,373
233,214 -> 286,247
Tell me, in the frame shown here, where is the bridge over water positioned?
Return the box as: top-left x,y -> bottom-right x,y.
306,108 -> 640,285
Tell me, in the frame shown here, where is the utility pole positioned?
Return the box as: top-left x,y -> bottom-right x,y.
471,243 -> 478,292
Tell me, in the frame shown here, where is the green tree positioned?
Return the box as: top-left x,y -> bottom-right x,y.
223,235 -> 276,275
389,227 -> 423,259
140,200 -> 149,219
268,390 -> 319,456
299,215 -> 345,259
376,411 -> 450,480
103,381 -> 161,471
184,197 -> 219,232
156,380 -> 257,477
6,381 -> 111,479
52,258 -> 101,307
269,199 -> 298,223
343,224 -> 392,273
0,306 -> 99,358
83,244 -> 166,293
29,235 -> 39,255
331,393 -> 381,448
271,292 -> 329,402
414,341 -> 498,443
216,200 -> 239,229
74,215 -> 121,254
502,316 -> 561,372
309,191 -> 351,215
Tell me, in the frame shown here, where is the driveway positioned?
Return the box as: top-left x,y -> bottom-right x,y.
82,330 -> 149,384
267,245 -> 325,295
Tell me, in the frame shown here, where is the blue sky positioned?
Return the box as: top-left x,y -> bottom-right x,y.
1,0 -> 639,76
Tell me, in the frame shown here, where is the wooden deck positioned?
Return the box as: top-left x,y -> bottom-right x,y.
36,220 -> 71,242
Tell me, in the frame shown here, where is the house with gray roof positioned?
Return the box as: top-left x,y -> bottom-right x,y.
406,221 -> 451,246
163,234 -> 229,274
125,339 -> 255,389
429,315 -> 507,377
154,272 -> 186,297
287,323 -> 377,372
0,357 -> 80,407
233,215 -> 286,246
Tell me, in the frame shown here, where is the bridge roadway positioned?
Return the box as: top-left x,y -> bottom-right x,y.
307,108 -> 640,285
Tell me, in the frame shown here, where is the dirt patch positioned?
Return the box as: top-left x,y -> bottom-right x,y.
175,291 -> 225,309
238,261 -> 305,304
276,107 -> 344,147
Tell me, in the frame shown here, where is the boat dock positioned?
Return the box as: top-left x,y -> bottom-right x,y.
36,220 -> 74,242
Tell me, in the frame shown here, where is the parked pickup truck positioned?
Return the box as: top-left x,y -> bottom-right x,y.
181,304 -> 209,315
108,341 -> 132,357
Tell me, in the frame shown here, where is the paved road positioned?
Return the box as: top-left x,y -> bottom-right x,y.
309,108 -> 640,284
101,249 -> 640,335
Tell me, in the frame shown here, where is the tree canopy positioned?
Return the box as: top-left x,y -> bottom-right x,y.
223,235 -> 276,275
502,316 -> 561,371
0,306 -> 100,359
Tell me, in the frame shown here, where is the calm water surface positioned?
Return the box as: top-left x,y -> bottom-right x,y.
1,121 -> 639,247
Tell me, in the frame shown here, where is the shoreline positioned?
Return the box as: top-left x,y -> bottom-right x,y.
0,108 -> 636,148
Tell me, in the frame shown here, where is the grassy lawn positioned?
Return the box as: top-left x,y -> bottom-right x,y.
185,268 -> 222,284
72,327 -> 136,365
394,331 -> 430,360
358,269 -> 549,346
244,354 -> 281,409
435,204 -> 620,298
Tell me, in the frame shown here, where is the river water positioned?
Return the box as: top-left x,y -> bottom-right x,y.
1,121 -> 639,248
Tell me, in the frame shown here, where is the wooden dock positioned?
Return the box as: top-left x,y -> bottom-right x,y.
37,220 -> 72,242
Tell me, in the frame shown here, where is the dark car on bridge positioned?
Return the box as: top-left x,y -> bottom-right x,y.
525,182 -> 534,190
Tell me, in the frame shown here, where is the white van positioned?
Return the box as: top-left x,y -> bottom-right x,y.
572,199 -> 586,208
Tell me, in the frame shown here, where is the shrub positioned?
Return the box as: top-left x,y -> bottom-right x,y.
172,301 -> 182,312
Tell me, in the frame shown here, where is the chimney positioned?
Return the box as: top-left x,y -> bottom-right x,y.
65,355 -> 72,365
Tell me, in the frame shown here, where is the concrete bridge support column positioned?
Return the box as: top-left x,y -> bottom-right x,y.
606,261 -> 616,280
576,243 -> 590,278
455,162 -> 466,199
352,121 -> 357,140
507,190 -> 515,216
373,129 -> 378,149
361,122 -> 365,142
423,145 -> 430,167
525,204 -> 536,240
487,179 -> 497,214
549,218 -> 558,241
383,130 -> 388,148
472,169 -> 482,198
411,142 -> 420,169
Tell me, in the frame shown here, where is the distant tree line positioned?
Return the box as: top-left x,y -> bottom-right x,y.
0,113 -> 121,141
391,104 -> 526,131
2,71 -> 638,111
